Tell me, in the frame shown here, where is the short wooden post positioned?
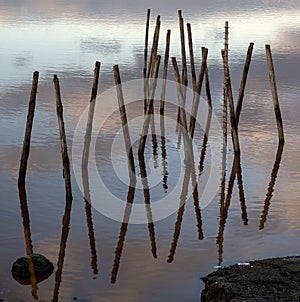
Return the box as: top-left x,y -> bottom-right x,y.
18,71 -> 39,185
265,44 -> 284,143
53,75 -> 73,200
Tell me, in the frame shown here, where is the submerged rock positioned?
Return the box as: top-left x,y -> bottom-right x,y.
201,256 -> 300,302
11,253 -> 54,285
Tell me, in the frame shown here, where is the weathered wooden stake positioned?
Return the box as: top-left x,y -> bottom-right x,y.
222,50 -> 240,155
139,55 -> 161,155
160,29 -> 171,115
82,61 -> 101,168
143,9 -> 151,78
18,71 -> 39,185
172,57 -> 193,164
265,44 -> 284,143
178,10 -> 187,86
235,43 -> 254,124
147,15 -> 161,78
189,47 -> 208,139
53,75 -> 73,200
113,65 -> 136,180
187,23 -> 197,91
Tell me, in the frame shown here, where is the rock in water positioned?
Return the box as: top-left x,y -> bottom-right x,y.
201,256 -> 300,301
12,253 -> 54,284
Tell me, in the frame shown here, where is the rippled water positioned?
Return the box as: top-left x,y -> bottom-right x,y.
1,1 -> 300,301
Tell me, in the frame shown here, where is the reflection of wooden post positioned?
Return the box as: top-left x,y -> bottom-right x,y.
265,44 -> 284,143
259,142 -> 284,229
167,166 -> 190,263
138,153 -> 157,258
139,55 -> 161,155
160,115 -> 168,192
160,29 -> 171,115
18,71 -> 39,185
111,185 -> 135,283
217,154 -> 239,265
52,198 -> 72,302
18,184 -> 38,300
53,75 -> 73,200
236,43 -> 254,124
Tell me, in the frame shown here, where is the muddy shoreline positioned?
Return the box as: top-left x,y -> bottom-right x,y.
201,256 -> 300,301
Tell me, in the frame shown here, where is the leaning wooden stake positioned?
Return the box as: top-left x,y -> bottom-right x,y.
18,71 -> 39,185
160,29 -> 171,115
147,15 -> 161,78
235,42 -> 254,124
187,23 -> 197,91
82,61 -> 101,168
265,44 -> 284,143
222,50 -> 240,155
139,55 -> 161,155
189,47 -> 208,139
114,65 -> 136,180
143,9 -> 151,78
178,10 -> 187,86
53,75 -> 73,200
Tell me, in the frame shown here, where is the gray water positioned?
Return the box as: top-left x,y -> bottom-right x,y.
1,1 -> 300,301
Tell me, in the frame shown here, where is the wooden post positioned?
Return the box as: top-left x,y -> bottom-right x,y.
143,9 -> 151,78
236,42 -> 254,124
160,29 -> 171,115
222,50 -> 240,155
189,47 -> 208,139
172,57 -> 193,165
178,10 -> 187,87
82,61 -> 101,168
187,23 -> 197,91
18,71 -> 39,185
147,15 -> 161,78
139,55 -> 161,155
53,75 -> 73,200
113,65 -> 136,181
265,44 -> 284,143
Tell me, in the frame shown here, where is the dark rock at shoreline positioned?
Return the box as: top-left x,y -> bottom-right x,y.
11,253 -> 54,285
201,256 -> 300,302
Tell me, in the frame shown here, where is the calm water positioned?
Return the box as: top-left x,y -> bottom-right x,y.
1,1 -> 300,301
